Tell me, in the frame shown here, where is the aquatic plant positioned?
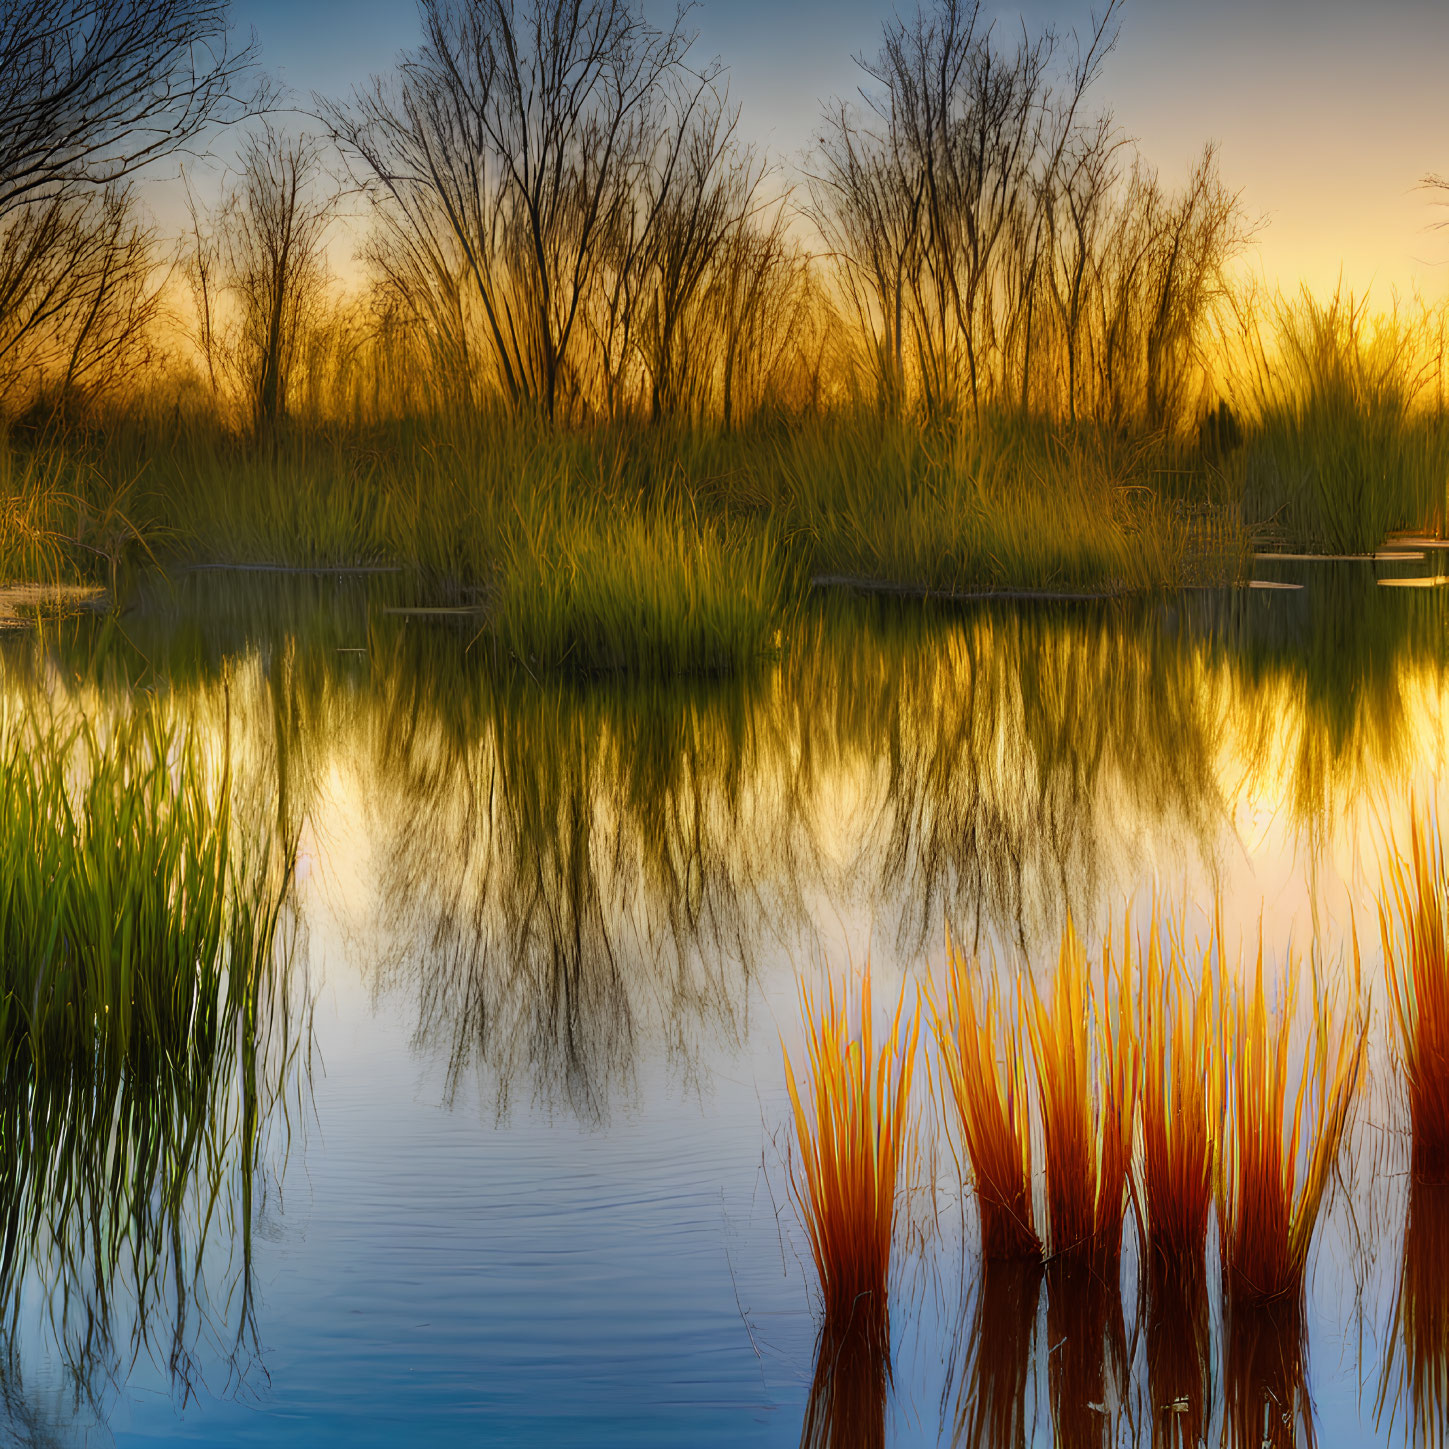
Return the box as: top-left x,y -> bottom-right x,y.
1138,910 -> 1220,1279
783,964 -> 919,1342
1381,810 -> 1449,1182
1216,944 -> 1364,1305
0,693 -> 295,1368
492,489 -> 786,677
931,943 -> 1039,1261
1025,921 -> 1136,1268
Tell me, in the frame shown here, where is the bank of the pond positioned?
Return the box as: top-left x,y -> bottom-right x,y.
6,408 -> 1449,674
0,417 -> 1263,675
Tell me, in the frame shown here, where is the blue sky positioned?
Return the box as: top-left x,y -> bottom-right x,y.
228,0 -> 1449,293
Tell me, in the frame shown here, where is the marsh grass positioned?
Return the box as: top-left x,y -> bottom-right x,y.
774,418 -> 1240,596
492,490 -> 785,676
1026,921 -> 1136,1270
1216,945 -> 1364,1306
783,965 -> 919,1347
931,943 -> 1039,1261
1230,289 -> 1449,554
0,408 -> 1253,677
1382,810 -> 1449,1182
1138,911 -> 1220,1280
0,697 -> 293,1390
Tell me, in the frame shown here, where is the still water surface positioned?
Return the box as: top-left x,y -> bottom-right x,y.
4,554 -> 1447,1446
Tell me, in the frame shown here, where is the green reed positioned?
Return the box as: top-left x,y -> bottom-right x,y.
0,697 -> 293,1394
1230,288 -> 1449,554
767,415 -> 1245,596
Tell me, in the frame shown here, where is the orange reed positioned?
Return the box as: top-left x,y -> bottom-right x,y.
784,963 -> 919,1341
1217,942 -> 1364,1305
1382,810 -> 1449,1182
1026,920 -> 1136,1269
1138,906 -> 1220,1281
931,942 -> 1040,1261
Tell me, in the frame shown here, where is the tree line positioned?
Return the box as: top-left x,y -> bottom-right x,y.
0,0 -> 1253,434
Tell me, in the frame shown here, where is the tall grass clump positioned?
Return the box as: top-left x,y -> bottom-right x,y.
774,418 -> 1241,597
0,697 -> 293,1385
1217,945 -> 1364,1305
783,964 -> 919,1344
1138,912 -> 1220,1278
1138,909 -> 1220,1449
0,707 -> 284,1077
1027,922 -> 1136,1447
1026,921 -> 1136,1268
493,490 -> 786,677
931,941 -> 1039,1260
1382,809 -> 1449,1182
1230,288 -> 1449,554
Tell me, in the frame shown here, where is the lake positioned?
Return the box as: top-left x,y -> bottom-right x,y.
3,553 -> 1445,1447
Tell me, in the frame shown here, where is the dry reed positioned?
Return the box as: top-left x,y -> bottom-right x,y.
1217,941 -> 1364,1305
1026,920 -> 1136,1269
1382,810 -> 1449,1182
783,964 -> 919,1343
931,942 -> 1039,1261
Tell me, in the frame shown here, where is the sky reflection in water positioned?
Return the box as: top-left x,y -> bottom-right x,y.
1,560 -> 1446,1446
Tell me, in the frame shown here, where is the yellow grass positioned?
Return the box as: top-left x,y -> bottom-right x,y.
931,941 -> 1039,1261
1217,941 -> 1365,1304
1382,809 -> 1449,1182
1026,920 -> 1136,1268
784,963 -> 920,1340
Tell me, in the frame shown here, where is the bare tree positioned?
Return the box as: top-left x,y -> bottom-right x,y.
0,187 -> 159,406
226,127 -> 334,433
184,126 -> 335,433
0,1 -> 260,409
325,0 -> 697,422
810,0 -> 1248,432
0,1 -> 260,218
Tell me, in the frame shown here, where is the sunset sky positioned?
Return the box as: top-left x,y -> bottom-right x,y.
231,0 -> 1449,299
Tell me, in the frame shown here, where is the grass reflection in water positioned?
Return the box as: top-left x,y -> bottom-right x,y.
0,695 -> 298,1436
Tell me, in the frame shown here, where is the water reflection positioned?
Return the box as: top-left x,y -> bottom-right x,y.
0,706 -> 301,1441
1383,1176 -> 1449,1446
799,1315 -> 890,1449
0,560 -> 1443,1440
1143,1260 -> 1213,1449
359,635 -> 801,1121
947,1258 -> 1042,1449
18,564 -> 1449,1125
1223,1296 -> 1312,1448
